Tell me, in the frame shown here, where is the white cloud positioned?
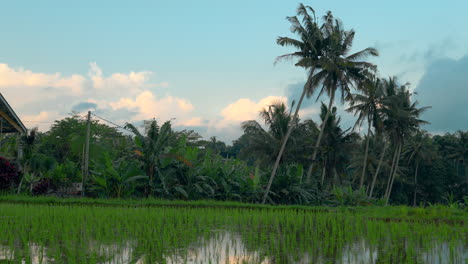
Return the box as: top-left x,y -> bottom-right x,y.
0,64 -> 85,95
88,62 -> 154,97
219,96 -> 288,126
0,62 -> 300,143
0,62 -> 197,131
109,90 -> 194,121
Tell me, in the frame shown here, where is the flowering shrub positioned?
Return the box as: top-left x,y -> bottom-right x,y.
0,157 -> 19,189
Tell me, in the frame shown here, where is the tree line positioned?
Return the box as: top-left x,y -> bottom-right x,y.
0,4 -> 466,206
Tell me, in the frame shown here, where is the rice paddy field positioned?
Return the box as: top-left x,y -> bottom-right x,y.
0,197 -> 466,263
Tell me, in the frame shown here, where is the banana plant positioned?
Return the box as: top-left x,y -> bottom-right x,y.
89,153 -> 146,198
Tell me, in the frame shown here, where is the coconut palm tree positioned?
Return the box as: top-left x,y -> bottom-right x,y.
446,131 -> 468,180
380,79 -> 431,204
262,4 -> 324,204
241,101 -> 311,167
318,103 -> 359,187
347,75 -> 384,189
304,14 -> 379,182
125,120 -> 174,197
367,132 -> 389,198
404,130 -> 437,206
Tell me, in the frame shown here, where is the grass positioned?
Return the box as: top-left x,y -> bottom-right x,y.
0,194 -> 466,223
0,195 -> 466,263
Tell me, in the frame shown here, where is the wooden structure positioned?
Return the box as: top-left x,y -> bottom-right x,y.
0,93 -> 26,135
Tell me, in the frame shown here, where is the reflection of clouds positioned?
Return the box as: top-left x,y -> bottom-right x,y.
166,231 -> 270,264
1,235 -> 466,264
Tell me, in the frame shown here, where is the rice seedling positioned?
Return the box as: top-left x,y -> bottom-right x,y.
0,198 -> 466,263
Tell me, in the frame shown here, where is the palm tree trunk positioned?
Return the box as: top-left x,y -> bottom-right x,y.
368,140 -> 388,198
386,143 -> 402,205
321,164 -> 326,186
305,94 -> 335,182
359,121 -> 372,189
384,144 -> 398,199
413,161 -> 419,207
261,81 -> 309,204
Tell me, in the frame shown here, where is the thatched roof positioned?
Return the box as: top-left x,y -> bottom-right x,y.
0,93 -> 26,134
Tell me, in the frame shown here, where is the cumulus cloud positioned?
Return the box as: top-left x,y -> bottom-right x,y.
199,96 -> 289,143
0,62 -> 197,132
109,90 -> 195,122
220,96 -> 288,124
0,64 -> 85,108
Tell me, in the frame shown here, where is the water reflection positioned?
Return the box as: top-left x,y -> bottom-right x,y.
166,231 -> 270,264
1,232 -> 466,264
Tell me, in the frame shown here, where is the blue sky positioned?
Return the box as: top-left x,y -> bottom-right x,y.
1,1 -> 467,142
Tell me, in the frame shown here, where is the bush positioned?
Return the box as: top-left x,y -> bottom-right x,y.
0,157 -> 19,189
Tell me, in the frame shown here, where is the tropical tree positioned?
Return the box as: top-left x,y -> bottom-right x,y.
89,153 -> 146,198
264,4 -> 378,203
304,13 -> 378,182
318,103 -> 359,187
404,130 -> 437,206
446,131 -> 468,180
347,75 -> 384,189
380,78 -> 430,204
125,120 -> 174,196
241,101 -> 311,167
263,4 -> 323,203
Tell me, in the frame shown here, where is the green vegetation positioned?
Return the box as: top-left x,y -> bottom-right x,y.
2,4 -> 465,208
0,3 -> 467,261
0,199 -> 466,263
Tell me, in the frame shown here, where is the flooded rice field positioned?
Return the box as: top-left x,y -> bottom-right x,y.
0,204 -> 466,263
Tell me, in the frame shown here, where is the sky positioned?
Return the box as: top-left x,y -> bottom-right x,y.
1,0 -> 467,142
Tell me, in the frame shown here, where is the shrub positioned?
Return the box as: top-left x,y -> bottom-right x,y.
0,157 -> 19,189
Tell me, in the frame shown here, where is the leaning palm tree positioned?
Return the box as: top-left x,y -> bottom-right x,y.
262,4 -> 323,204
346,75 -> 384,189
263,5 -> 378,203
304,14 -> 379,181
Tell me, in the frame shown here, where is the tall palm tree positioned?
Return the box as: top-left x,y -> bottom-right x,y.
262,4 -> 323,204
304,14 -> 379,182
347,75 -> 384,189
404,130 -> 436,206
380,79 -> 431,204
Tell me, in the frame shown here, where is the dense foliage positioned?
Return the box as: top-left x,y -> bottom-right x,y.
0,4 -> 466,207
